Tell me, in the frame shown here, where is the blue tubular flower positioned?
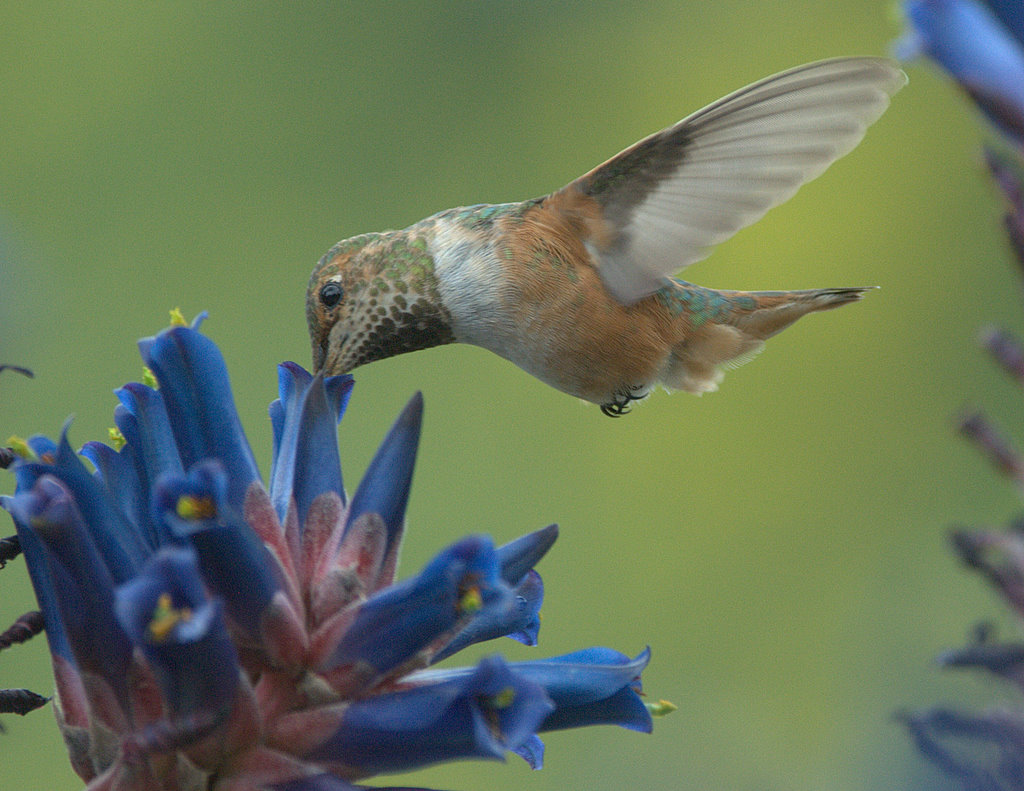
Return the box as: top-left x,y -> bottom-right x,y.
427,527 -> 558,662
303,655 -> 554,777
319,535 -> 512,680
24,434 -> 56,459
268,362 -> 354,528
115,384 -> 184,486
152,460 -> 285,644
114,547 -> 240,720
111,383 -> 184,546
5,476 -> 133,708
431,570 -> 544,663
2,503 -> 73,665
81,438 -> 152,550
16,428 -> 148,581
138,316 -> 260,514
526,647 -> 653,734
1,316 -> 661,790
404,647 -> 652,770
896,0 -> 1024,141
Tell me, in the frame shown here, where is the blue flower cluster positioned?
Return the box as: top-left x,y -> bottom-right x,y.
1,315 -> 656,790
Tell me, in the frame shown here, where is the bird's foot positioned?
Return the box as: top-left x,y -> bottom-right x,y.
600,385 -> 647,418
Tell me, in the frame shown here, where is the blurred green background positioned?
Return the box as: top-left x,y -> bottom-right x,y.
0,2 -> 1018,789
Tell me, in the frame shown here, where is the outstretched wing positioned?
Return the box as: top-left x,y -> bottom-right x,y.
554,57 -> 906,304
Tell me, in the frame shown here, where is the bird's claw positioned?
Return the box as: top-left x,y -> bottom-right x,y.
600,385 -> 646,418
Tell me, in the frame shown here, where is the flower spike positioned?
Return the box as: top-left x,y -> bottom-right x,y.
1,317 -> 659,789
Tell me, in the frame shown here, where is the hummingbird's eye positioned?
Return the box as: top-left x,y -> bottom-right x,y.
319,282 -> 344,309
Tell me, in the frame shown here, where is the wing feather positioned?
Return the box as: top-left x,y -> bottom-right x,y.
556,57 -> 907,304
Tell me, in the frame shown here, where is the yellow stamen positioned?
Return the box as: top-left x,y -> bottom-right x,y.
490,686 -> 516,709
176,494 -> 216,521
142,366 -> 158,389
148,592 -> 192,642
645,699 -> 678,717
108,427 -> 126,451
457,583 -> 483,615
5,436 -> 32,460
169,307 -> 187,327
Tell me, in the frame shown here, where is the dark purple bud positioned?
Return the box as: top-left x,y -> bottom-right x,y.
0,611 -> 43,651
0,535 -> 19,566
0,688 -> 50,716
957,409 -> 1024,487
980,325 -> 1024,384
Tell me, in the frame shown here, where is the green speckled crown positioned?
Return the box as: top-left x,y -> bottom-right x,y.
311,230 -> 455,371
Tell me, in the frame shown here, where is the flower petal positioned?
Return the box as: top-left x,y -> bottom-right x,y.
306,655 -> 553,776
514,646 -> 650,704
511,734 -> 545,770
985,0 -> 1024,46
519,647 -> 653,734
138,324 -> 260,514
408,647 -> 653,736
269,363 -> 354,527
80,439 -> 156,549
109,384 -> 184,548
538,683 -> 652,734
1,493 -> 73,663
269,362 -> 313,496
495,524 -> 558,585
342,392 -> 422,588
25,434 -> 57,460
116,383 -> 183,483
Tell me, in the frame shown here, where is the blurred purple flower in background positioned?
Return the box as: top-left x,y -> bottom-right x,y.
896,2 -> 1024,788
0,314 -> 663,790
896,0 -> 1024,143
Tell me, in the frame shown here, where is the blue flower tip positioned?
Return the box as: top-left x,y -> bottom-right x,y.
452,533 -> 495,561
402,391 -> 424,426
58,417 -> 75,445
324,371 -> 355,397
278,360 -> 312,379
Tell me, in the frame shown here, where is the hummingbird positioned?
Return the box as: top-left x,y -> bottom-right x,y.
307,57 -> 906,416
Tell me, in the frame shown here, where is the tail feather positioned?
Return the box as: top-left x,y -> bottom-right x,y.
732,286 -> 875,340
662,286 -> 873,394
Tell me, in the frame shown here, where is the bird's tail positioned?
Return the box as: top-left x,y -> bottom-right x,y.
731,286 -> 874,340
662,286 -> 873,394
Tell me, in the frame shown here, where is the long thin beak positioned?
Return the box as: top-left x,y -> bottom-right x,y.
317,329 -> 351,375
311,336 -> 327,373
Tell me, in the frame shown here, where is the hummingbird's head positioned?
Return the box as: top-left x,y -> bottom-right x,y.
306,231 -> 455,376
